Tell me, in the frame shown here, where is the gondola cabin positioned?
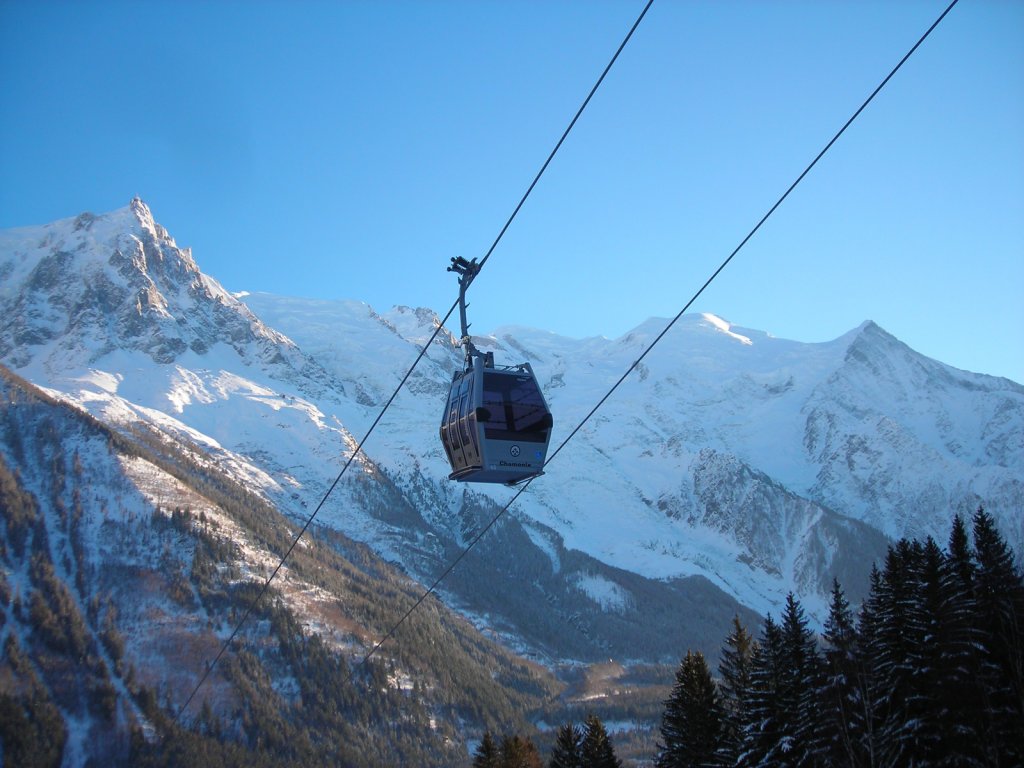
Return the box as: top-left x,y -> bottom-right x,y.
440,354 -> 553,485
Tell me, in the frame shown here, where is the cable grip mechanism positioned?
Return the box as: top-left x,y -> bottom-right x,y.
447,257 -> 487,367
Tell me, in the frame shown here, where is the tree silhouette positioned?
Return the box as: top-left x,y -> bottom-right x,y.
659,510 -> 1024,768
581,714 -> 621,768
548,722 -> 583,768
717,615 -> 754,766
657,650 -> 723,767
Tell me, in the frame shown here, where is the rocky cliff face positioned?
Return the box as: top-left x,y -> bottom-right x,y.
0,199 -> 346,401
801,321 -> 1024,548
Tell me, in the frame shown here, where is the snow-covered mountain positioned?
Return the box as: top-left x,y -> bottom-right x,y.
0,364 -> 569,766
2,200 -> 1021,655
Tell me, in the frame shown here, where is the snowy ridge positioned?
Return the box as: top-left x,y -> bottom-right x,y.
2,201 -> 1022,648
0,200 -> 346,407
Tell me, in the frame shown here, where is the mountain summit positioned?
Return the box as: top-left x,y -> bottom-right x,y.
2,200 -> 1021,654
0,199 -> 347,401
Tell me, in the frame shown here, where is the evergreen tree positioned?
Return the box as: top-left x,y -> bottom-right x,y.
867,539 -> 928,767
971,508 -> 1024,764
939,514 -> 988,767
946,514 -> 976,590
779,593 -> 824,767
725,598 -> 820,766
653,509 -> 1024,768
657,650 -> 724,767
581,713 -> 622,768
852,514 -> 1024,767
854,564 -> 885,767
474,731 -> 500,768
498,733 -> 543,768
899,537 -> 952,763
818,579 -> 863,767
717,615 -> 755,766
548,722 -> 583,768
740,614 -> 786,767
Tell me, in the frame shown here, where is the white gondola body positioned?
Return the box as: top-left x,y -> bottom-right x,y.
440,356 -> 552,485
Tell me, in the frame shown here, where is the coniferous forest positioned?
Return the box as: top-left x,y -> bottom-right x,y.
468,508 -> 1023,768
655,509 -> 1024,768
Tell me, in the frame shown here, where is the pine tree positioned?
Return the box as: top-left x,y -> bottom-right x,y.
849,517 -> 1024,768
549,722 -> 583,768
854,564 -> 885,767
717,615 -> 755,766
868,539 -> 927,767
941,514 -> 986,760
971,507 -> 1024,764
779,592 -> 823,767
818,579 -> 862,767
657,650 -> 724,767
685,511 -> 1022,768
946,514 -> 976,589
474,731 -> 500,768
499,733 -> 543,768
900,537 -> 952,763
740,614 -> 786,767
581,713 -> 622,768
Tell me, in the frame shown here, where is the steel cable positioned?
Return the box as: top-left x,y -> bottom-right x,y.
173,0 -> 655,722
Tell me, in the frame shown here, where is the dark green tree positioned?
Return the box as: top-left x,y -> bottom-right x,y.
899,537 -> 952,763
581,714 -> 622,768
946,514 -> 976,589
868,539 -> 927,767
740,614 -> 785,767
473,731 -> 500,768
971,508 -> 1024,764
779,591 -> 823,766
854,564 -> 885,766
717,615 -> 754,765
818,579 -> 864,767
548,722 -> 583,768
690,511 -> 1023,768
657,650 -> 723,767
0,690 -> 67,768
939,514 -> 987,767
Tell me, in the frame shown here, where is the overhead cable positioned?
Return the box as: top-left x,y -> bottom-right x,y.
173,0 -> 654,723
345,0 -> 961,678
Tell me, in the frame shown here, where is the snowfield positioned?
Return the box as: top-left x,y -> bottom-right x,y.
3,200 -> 1022,636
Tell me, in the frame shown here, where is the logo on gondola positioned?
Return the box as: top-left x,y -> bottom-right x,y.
510,445 -> 521,457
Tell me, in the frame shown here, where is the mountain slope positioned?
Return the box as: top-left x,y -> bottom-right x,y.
2,200 -> 1021,651
0,364 -> 569,765
243,291 -> 1022,618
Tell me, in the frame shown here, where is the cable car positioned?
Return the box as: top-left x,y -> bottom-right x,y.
439,257 -> 553,485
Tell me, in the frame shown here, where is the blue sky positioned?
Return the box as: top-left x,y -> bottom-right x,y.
2,0 -> 1022,383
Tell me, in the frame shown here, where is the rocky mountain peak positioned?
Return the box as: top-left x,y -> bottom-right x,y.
0,200 -> 210,366
0,202 -> 347,401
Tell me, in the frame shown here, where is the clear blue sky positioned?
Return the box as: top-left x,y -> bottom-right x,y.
2,0 -> 1022,383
